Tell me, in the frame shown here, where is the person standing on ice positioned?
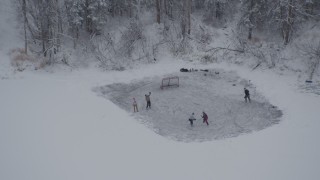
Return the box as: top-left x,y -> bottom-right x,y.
132,98 -> 138,112
244,88 -> 251,103
201,111 -> 209,125
189,113 -> 196,126
145,92 -> 151,109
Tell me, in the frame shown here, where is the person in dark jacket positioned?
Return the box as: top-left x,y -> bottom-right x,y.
244,88 -> 251,103
145,92 -> 151,109
189,113 -> 196,126
201,111 -> 209,125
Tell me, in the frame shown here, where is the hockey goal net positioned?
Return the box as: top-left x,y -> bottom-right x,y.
161,76 -> 179,89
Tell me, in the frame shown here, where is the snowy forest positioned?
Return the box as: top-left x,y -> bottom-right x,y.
2,1 -> 320,179
13,0 -> 320,77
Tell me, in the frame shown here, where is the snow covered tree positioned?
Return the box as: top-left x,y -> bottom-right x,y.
238,0 -> 268,40
17,0 -> 62,63
163,0 -> 174,18
298,40 -> 320,80
202,0 -> 237,27
276,0 -> 319,44
174,0 -> 191,37
65,0 -> 83,48
280,0 -> 295,45
83,0 -> 109,34
12,0 -> 320,68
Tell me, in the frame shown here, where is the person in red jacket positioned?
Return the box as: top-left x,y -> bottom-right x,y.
202,111 -> 209,126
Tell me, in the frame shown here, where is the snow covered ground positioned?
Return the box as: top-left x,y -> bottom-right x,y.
1,59 -> 320,180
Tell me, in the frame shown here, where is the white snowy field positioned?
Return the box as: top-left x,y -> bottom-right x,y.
1,59 -> 320,180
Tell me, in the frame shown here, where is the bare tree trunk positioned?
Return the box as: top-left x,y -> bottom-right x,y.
84,0 -> 92,33
181,0 -> 186,37
111,0 -> 115,17
39,3 -> 47,57
248,0 -> 254,40
42,26 -> 46,57
187,0 -> 191,35
73,27 -> 79,49
57,0 -> 63,51
280,0 -> 285,40
166,0 -> 172,18
216,1 -> 221,19
164,0 -> 168,15
283,0 -> 293,45
181,0 -> 192,36
22,0 -> 27,54
129,0 -> 132,18
156,0 -> 161,23
305,1 -> 314,15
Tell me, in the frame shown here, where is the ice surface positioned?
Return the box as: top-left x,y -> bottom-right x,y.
95,69 -> 282,142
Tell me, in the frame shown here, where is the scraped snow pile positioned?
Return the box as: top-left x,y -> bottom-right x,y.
95,69 -> 282,142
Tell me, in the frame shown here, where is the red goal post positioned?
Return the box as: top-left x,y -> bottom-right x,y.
161,76 -> 179,89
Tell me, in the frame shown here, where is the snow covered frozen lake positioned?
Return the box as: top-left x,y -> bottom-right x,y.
1,61 -> 319,180
96,69 -> 282,142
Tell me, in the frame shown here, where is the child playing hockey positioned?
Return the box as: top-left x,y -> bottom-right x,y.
189,113 -> 196,126
202,111 -> 209,126
132,98 -> 138,112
